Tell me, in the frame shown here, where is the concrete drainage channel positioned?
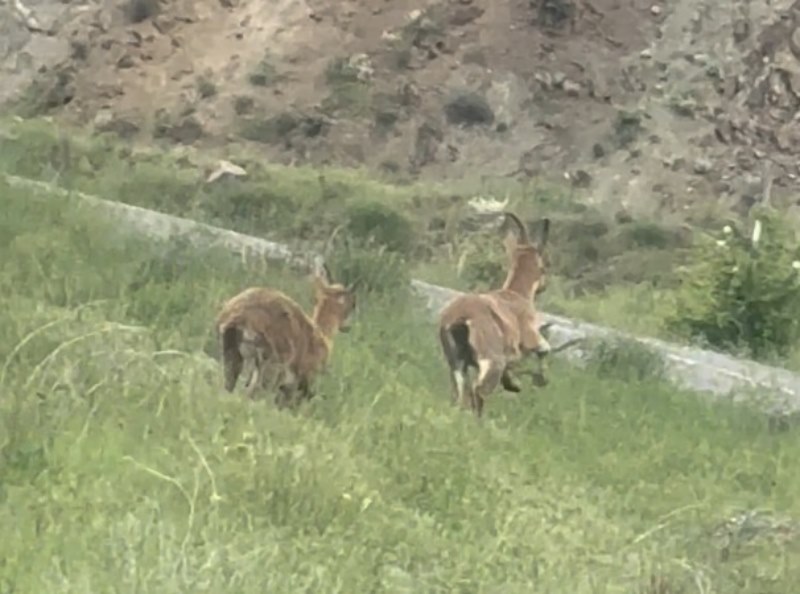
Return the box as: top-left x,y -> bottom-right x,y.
7,172 -> 800,419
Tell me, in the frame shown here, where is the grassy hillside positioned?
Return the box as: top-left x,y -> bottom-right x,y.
2,177 -> 800,592
0,116 -> 689,332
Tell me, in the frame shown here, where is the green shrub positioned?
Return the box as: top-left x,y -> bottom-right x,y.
248,56 -> 280,87
124,0 -> 160,23
457,235 -> 506,291
613,110 -> 643,148
325,238 -> 410,298
325,57 -> 365,85
443,91 -> 494,126
196,75 -> 217,99
667,209 -> 800,359
344,201 -> 415,255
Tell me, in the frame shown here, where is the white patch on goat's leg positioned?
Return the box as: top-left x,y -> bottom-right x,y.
243,364 -> 256,389
245,361 -> 262,400
537,335 -> 552,355
473,358 -> 503,416
452,369 -> 465,405
476,359 -> 493,386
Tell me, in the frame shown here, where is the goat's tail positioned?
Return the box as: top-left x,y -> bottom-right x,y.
439,319 -> 474,372
219,323 -> 244,392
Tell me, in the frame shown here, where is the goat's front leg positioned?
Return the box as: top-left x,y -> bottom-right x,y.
530,351 -> 549,387
518,322 -> 552,387
275,383 -> 296,409
500,367 -> 522,392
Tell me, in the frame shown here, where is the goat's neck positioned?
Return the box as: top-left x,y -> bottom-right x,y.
312,302 -> 341,340
502,271 -> 539,300
501,250 -> 541,299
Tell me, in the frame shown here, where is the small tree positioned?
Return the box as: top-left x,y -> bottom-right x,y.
667,208 -> 800,359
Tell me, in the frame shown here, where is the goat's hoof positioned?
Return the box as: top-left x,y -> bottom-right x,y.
531,372 -> 549,387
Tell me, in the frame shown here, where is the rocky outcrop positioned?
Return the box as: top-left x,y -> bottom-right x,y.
5,0 -> 800,224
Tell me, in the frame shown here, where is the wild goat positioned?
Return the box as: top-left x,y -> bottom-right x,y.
215,264 -> 358,407
438,212 -> 552,417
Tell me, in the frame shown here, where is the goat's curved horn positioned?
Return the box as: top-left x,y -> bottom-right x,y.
503,211 -> 529,244
321,263 -> 334,284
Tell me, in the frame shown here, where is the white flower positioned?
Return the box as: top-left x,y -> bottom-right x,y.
723,225 -> 732,235
792,261 -> 800,271
732,266 -> 739,273
716,239 -> 727,247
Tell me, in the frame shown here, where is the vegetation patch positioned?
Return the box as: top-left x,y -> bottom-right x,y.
5,116 -> 800,370
384,6 -> 446,71
196,73 -> 218,99
668,209 -> 800,360
124,0 -> 160,23
5,66 -> 76,118
613,109 -> 644,148
1,181 -> 799,592
248,53 -> 283,87
343,201 -> 416,255
536,0 -> 577,30
443,90 -> 495,127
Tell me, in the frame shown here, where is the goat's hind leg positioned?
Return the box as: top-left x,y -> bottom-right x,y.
273,367 -> 303,410
274,383 -> 295,409
222,340 -> 244,393
473,359 -> 504,417
448,362 -> 476,411
244,361 -> 262,400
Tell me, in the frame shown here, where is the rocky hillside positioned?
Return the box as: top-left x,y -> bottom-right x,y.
4,0 -> 800,222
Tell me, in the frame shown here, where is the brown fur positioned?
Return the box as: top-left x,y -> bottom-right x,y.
215,267 -> 357,407
438,211 -> 551,417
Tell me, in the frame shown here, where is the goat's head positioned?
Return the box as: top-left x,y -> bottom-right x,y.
500,212 -> 550,299
312,263 -> 359,335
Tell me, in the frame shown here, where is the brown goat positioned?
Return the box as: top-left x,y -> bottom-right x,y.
438,212 -> 551,417
215,264 -> 358,407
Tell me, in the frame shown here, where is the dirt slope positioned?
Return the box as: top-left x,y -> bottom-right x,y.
4,0 -> 800,221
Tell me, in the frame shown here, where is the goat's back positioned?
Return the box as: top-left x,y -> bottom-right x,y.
439,292 -> 523,361
216,287 -> 326,374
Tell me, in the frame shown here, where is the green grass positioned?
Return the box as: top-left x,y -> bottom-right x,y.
0,117 -> 432,239
2,174 -> 800,592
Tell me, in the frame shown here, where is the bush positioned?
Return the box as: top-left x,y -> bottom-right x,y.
248,56 -> 280,87
667,210 -> 800,359
443,91 -> 494,126
124,0 -> 160,23
196,75 -> 217,99
536,0 -> 576,29
613,110 -> 642,148
344,202 -> 415,255
325,238 -> 410,298
457,235 -> 506,291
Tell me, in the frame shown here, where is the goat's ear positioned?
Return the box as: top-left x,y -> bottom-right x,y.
532,217 -> 550,249
312,271 -> 329,295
